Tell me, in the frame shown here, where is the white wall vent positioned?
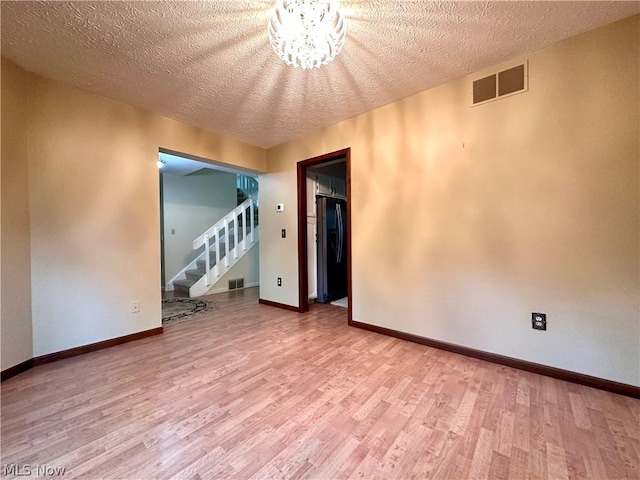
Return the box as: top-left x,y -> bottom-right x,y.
472,61 -> 528,106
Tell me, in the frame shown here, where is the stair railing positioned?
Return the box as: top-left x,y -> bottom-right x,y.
237,175 -> 259,200
166,195 -> 258,292
192,195 -> 258,286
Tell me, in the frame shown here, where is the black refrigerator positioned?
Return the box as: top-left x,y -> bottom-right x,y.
316,196 -> 347,303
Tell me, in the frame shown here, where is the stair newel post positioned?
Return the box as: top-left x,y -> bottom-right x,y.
224,218 -> 230,268
214,226 -> 220,277
204,234 -> 211,287
250,198 -> 255,243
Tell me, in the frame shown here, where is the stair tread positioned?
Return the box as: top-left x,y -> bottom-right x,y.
186,269 -> 206,276
196,258 -> 218,266
176,227 -> 259,293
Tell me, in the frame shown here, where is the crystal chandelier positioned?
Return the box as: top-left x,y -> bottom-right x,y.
268,0 -> 347,70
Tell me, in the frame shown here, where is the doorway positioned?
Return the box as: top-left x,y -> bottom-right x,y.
297,148 -> 352,322
158,148 -> 261,299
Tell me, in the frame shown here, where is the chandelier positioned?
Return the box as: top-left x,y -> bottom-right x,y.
268,0 -> 347,70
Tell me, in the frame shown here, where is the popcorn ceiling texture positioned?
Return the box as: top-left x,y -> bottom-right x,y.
1,1 -> 638,148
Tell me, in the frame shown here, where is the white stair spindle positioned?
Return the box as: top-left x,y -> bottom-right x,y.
242,206 -> 247,251
250,199 -> 255,243
224,218 -> 229,267
215,226 -> 220,277
234,215 -> 239,259
204,234 -> 210,286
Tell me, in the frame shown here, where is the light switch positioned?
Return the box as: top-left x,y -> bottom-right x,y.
281,229 -> 286,238
276,203 -> 285,212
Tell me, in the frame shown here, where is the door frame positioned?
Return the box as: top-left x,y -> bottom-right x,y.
159,169 -> 165,289
296,148 -> 352,322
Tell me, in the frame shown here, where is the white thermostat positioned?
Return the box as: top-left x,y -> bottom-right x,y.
276,203 -> 285,212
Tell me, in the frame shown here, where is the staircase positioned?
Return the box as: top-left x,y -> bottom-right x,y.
237,174 -> 258,204
167,194 -> 259,297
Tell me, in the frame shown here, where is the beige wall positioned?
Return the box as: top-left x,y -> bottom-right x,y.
1,59 -> 34,370
261,16 -> 640,385
1,58 -> 266,359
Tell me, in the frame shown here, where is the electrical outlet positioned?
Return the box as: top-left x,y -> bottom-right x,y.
131,301 -> 140,313
277,277 -> 282,286
532,312 -> 546,330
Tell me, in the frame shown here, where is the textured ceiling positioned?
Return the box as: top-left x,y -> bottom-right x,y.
2,1 -> 639,148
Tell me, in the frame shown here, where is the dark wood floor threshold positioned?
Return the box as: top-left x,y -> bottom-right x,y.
258,298 -> 302,313
1,327 -> 163,382
349,319 -> 640,399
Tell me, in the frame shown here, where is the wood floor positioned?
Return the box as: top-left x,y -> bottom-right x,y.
2,287 -> 638,479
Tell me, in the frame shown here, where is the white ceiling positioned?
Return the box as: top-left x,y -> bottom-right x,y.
2,1 -> 638,149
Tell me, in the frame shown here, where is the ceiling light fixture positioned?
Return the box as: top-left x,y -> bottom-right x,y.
268,0 -> 347,70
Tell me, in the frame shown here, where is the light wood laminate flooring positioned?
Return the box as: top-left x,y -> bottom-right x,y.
2,287 -> 639,479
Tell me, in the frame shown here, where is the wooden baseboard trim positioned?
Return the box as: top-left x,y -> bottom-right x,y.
1,358 -> 35,382
349,319 -> 640,399
259,298 -> 302,313
34,327 -> 164,366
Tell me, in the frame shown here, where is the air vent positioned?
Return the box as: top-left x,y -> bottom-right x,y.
473,74 -> 497,104
228,278 -> 245,290
472,61 -> 528,106
498,64 -> 525,96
